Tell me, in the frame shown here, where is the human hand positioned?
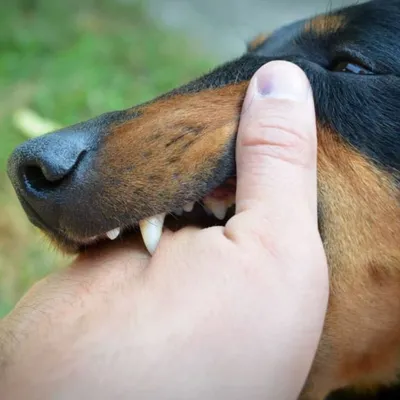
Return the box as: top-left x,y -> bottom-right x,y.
0,61 -> 328,400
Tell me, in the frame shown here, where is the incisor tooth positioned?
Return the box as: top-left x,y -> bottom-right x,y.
183,202 -> 195,212
106,227 -> 121,240
139,213 -> 166,255
174,208 -> 183,216
203,197 -> 227,220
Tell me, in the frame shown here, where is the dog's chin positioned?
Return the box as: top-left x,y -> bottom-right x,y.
47,178 -> 237,255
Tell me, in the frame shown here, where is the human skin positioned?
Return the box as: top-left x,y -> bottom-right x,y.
0,61 -> 329,400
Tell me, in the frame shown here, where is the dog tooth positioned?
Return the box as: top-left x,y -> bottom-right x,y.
183,202 -> 195,212
139,213 -> 166,255
175,208 -> 183,216
203,197 -> 227,220
213,203 -> 228,220
106,227 -> 121,240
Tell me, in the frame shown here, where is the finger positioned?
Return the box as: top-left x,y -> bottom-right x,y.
233,61 -> 318,239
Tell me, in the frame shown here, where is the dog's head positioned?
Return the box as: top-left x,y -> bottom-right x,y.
6,0 -> 400,395
7,0 -> 399,252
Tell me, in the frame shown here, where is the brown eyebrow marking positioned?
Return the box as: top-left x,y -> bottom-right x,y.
304,14 -> 346,35
247,33 -> 271,51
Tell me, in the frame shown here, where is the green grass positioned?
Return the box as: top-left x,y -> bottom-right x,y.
0,0 -> 215,317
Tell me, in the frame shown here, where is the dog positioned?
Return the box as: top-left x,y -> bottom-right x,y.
6,0 -> 400,398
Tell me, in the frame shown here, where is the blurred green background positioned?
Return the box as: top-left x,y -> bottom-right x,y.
0,0 -> 214,317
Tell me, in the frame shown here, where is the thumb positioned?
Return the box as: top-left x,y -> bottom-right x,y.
234,61 -> 318,239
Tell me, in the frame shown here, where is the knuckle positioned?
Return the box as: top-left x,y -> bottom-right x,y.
239,101 -> 316,167
224,211 -> 280,255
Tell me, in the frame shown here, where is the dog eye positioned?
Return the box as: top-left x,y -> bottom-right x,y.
331,60 -> 373,75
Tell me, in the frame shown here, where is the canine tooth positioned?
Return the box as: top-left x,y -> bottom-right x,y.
183,202 -> 195,212
203,197 -> 227,220
106,227 -> 121,240
139,213 -> 166,255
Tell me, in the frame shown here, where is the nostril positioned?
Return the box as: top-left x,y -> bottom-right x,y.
22,165 -> 65,193
20,150 -> 87,194
8,127 -> 95,201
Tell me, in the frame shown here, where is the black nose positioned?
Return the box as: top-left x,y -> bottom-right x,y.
7,127 -> 95,230
13,137 -> 85,190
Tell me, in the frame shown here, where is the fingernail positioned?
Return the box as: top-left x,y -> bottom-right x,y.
256,61 -> 310,102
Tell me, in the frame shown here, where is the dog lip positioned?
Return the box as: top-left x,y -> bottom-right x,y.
45,202 -> 236,253
33,178 -> 238,252
15,197 -> 86,252
16,191 -> 56,234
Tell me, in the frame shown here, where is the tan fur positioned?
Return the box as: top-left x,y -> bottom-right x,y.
247,33 -> 270,51
303,131 -> 400,399
304,15 -> 345,35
